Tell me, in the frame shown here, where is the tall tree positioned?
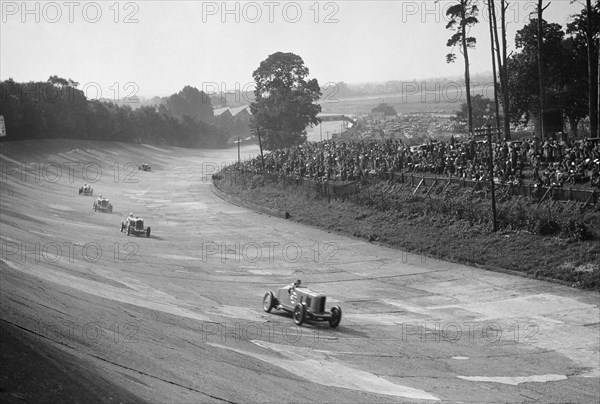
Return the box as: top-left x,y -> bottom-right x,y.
557,37 -> 590,136
487,0 -> 501,135
445,0 -> 479,135
508,19 -> 563,128
507,20 -> 587,135
165,86 -> 213,122
567,0 -> 599,137
537,1 -> 551,138
456,94 -> 496,128
250,52 -> 321,150
490,0 -> 512,140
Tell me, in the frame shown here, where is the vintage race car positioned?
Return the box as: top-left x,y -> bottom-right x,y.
78,184 -> 93,196
120,217 -> 151,237
93,197 -> 113,213
139,163 -> 151,171
263,281 -> 342,328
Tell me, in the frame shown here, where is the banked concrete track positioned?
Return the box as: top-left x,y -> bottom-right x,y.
1,140 -> 598,403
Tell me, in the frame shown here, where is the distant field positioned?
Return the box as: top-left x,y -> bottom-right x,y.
319,83 -> 493,116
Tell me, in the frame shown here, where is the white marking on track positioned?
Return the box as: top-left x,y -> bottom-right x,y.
457,374 -> 568,385
207,340 -> 440,401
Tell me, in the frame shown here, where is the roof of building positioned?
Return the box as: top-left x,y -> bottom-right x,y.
213,107 -> 232,117
229,105 -> 252,116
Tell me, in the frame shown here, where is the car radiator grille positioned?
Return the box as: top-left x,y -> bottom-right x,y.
317,297 -> 326,313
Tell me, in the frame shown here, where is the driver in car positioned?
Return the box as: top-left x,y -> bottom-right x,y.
287,279 -> 302,293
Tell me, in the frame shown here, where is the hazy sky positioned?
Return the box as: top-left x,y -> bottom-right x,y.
1,0 -> 585,98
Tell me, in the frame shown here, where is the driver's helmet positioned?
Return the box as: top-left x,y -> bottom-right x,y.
99,194 -> 102,198
293,279 -> 302,287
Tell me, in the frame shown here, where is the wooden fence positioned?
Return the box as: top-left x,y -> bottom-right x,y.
216,168 -> 599,206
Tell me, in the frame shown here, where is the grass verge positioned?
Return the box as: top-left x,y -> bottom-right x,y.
214,170 -> 600,292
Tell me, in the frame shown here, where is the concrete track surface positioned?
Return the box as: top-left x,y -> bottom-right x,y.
1,140 -> 598,403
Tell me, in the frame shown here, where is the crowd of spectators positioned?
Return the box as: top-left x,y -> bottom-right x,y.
239,136 -> 600,188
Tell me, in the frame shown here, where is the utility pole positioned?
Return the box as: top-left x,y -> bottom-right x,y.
237,136 -> 240,165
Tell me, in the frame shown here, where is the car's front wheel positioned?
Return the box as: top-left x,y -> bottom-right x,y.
120,223 -> 125,232
293,304 -> 305,326
329,306 -> 342,328
127,226 -> 131,236
263,292 -> 275,313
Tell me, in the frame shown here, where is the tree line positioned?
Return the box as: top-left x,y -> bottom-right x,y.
0,77 -> 228,148
446,0 -> 599,140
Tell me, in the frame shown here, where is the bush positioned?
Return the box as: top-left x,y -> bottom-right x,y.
534,216 -> 561,235
559,219 -> 590,241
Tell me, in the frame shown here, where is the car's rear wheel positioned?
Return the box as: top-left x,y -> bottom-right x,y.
94,204 -> 97,211
293,304 -> 305,326
79,188 -> 82,194
120,223 -> 125,232
329,306 -> 342,328
263,292 -> 275,313
146,227 -> 151,238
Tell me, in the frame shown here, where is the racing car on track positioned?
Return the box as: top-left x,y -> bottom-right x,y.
139,163 -> 151,171
93,196 -> 113,213
120,215 -> 151,237
263,280 -> 342,328
78,183 -> 93,196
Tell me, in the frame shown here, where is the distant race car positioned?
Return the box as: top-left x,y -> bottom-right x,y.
263,280 -> 342,328
120,216 -> 151,237
139,163 -> 151,171
93,197 -> 113,213
78,184 -> 93,196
